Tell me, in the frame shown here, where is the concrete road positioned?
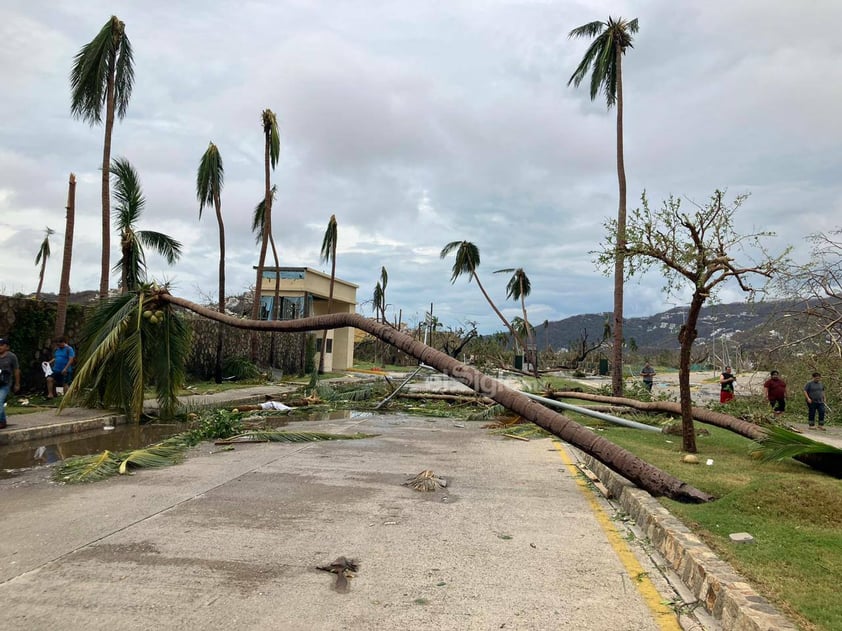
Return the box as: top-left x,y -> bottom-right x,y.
0,413 -> 684,630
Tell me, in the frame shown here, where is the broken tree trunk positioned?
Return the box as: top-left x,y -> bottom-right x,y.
554,391 -> 842,477
158,291 -> 713,503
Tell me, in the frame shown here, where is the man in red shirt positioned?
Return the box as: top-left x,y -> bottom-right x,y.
763,370 -> 787,416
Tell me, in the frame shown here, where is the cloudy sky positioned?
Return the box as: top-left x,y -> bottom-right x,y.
2,1 -> 840,333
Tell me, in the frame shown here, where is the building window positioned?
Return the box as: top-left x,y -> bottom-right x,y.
316,338 -> 333,353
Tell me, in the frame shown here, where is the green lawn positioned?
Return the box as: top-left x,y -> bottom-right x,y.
577,418 -> 841,631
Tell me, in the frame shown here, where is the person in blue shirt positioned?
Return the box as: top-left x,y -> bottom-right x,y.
47,335 -> 76,398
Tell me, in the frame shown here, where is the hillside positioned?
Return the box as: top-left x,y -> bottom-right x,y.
540,301 -> 795,352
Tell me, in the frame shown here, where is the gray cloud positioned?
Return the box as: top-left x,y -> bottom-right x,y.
1,1 -> 837,332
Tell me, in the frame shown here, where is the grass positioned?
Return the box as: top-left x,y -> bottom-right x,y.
574,417 -> 841,631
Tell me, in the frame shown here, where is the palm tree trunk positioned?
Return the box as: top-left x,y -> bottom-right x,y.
473,273 -> 527,353
214,192 -> 225,383
159,291 -> 712,504
35,258 -> 47,299
250,130 -> 273,362
268,232 -> 281,367
121,235 -> 131,293
520,290 -> 537,378
611,44 -> 627,397
318,249 -> 337,373
56,174 -> 76,337
544,390 -> 842,478
99,54 -> 117,300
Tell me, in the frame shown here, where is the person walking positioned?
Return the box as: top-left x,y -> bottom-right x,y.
719,366 -> 736,403
47,335 -> 76,398
763,370 -> 787,416
640,361 -> 656,392
803,372 -> 827,430
0,336 -> 21,429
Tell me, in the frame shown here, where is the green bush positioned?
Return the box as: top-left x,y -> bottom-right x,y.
221,355 -> 261,380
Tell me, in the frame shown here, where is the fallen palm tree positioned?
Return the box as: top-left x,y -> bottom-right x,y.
554,391 -> 842,477
157,290 -> 713,503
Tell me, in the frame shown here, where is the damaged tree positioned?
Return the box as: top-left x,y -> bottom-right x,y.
597,190 -> 788,452
156,290 -> 712,503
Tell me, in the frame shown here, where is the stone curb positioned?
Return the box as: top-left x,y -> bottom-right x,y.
576,450 -> 798,631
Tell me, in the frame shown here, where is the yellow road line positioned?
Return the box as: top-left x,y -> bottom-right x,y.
552,441 -> 682,631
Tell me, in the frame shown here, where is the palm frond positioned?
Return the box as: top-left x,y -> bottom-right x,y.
197,141 -> 224,215
466,404 -> 506,421
215,431 -> 377,444
402,469 -> 448,492
489,422 -> 550,439
137,230 -> 183,263
118,443 -> 186,474
111,157 -> 145,223
262,109 -> 281,168
337,387 -> 377,402
441,241 -> 480,283
252,185 -> 277,244
320,215 -> 338,263
315,383 -> 338,401
55,450 -> 120,483
60,294 -> 137,409
751,426 -> 842,462
70,16 -> 133,124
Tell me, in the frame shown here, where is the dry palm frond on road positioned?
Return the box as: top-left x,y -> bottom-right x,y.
402,469 -> 448,491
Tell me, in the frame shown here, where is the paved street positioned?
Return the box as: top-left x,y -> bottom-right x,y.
1,412 -> 683,631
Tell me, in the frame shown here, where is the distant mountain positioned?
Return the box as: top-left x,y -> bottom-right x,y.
539,301 -> 796,352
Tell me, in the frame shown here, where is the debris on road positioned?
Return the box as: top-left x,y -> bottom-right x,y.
402,469 -> 448,491
316,556 -> 359,593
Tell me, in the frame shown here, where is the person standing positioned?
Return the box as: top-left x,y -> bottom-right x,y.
763,370 -> 787,416
803,372 -> 826,430
0,336 -> 21,429
719,366 -> 736,403
47,335 -> 76,398
640,361 -> 656,392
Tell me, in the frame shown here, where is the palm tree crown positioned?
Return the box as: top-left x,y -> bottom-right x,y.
494,267 -> 532,302
34,226 -> 55,299
440,240 -> 481,283
111,157 -> 182,292
70,16 -> 134,123
197,142 -> 224,216
567,17 -> 638,108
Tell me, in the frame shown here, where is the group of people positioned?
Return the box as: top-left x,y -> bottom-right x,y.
0,336 -> 75,429
639,362 -> 829,430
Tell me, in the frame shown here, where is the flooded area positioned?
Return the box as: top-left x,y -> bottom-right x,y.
0,409 -> 374,479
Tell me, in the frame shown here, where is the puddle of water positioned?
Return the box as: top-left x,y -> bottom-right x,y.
0,424 -> 183,477
0,410 -> 375,478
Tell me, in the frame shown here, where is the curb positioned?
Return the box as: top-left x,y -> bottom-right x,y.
0,394 -> 271,446
0,413 -> 127,445
576,449 -> 798,631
